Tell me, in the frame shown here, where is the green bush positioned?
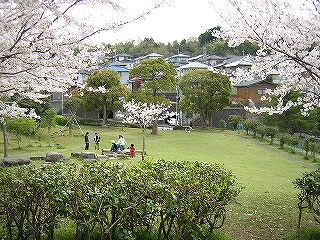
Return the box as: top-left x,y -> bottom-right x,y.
219,119 -> 227,130
77,118 -> 103,126
0,160 -> 242,240
299,227 -> 320,240
228,115 -> 244,130
265,126 -> 278,145
55,115 -> 68,126
294,169 -> 320,239
243,119 -> 260,137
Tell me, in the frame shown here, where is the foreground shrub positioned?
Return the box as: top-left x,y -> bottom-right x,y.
128,160 -> 242,240
0,163 -> 75,240
294,169 -> 320,240
0,160 -> 242,240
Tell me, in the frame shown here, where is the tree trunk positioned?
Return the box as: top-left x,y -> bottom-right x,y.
142,128 -> 146,160
68,114 -> 73,135
102,104 -> 107,126
201,116 -> 209,130
151,120 -> 158,135
47,223 -> 55,240
48,127 -> 51,147
1,119 -> 8,158
5,217 -> 13,240
296,201 -> 303,240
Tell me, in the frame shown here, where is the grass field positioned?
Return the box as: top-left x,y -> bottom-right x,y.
1,125 -> 319,240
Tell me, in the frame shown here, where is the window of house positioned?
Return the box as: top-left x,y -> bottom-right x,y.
257,89 -> 267,94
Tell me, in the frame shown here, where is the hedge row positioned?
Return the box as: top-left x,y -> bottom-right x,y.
0,160 -> 242,240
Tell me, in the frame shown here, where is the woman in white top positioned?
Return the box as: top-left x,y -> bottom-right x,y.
117,135 -> 126,151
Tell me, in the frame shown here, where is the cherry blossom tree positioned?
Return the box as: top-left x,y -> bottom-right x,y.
121,100 -> 172,160
129,58 -> 176,134
218,0 -> 320,116
0,0 -> 164,157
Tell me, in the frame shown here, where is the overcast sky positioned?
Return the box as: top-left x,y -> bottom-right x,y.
80,0 -> 229,44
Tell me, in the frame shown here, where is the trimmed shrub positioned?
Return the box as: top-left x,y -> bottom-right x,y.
77,118 -> 103,126
228,115 -> 244,130
55,115 -> 68,126
219,119 -> 227,130
0,160 -> 242,240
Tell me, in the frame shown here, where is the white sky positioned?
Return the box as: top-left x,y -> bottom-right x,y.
79,0 -> 229,44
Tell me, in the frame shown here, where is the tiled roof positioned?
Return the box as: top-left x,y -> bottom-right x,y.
180,62 -> 209,69
100,65 -> 129,72
235,79 -> 276,87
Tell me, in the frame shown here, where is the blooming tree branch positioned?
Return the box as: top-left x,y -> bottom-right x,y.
0,0 -> 166,120
218,0 -> 320,115
121,100 -> 173,160
122,100 -> 173,129
0,0 -> 166,158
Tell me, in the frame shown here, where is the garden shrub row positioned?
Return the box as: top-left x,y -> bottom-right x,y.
0,160 -> 242,240
237,117 -> 320,158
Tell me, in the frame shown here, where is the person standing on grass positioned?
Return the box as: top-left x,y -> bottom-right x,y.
84,132 -> 89,150
117,135 -> 126,152
93,132 -> 101,150
129,143 -> 135,158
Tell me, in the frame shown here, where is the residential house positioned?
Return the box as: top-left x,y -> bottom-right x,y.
188,54 -> 204,62
198,54 -> 225,66
177,61 -> 211,78
109,60 -> 134,69
100,65 -> 130,88
134,52 -> 163,65
232,79 -> 277,106
112,53 -> 132,62
166,54 -> 190,68
75,69 -> 90,85
213,55 -> 253,75
109,53 -> 135,69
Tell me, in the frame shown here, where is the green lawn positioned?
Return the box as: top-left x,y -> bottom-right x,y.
1,125 -> 319,240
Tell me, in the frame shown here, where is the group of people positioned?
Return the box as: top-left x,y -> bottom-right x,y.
84,132 -> 135,158
84,132 -> 101,150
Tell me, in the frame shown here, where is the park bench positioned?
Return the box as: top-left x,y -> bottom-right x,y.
122,149 -> 146,155
101,149 -> 146,158
101,149 -> 129,158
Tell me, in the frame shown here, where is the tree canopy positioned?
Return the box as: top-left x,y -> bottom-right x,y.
179,70 -> 231,128
129,58 -> 176,95
82,69 -> 129,126
261,91 -> 319,135
129,58 -> 176,134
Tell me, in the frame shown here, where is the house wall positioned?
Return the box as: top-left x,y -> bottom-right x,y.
207,59 -> 223,66
237,83 -> 276,106
119,71 -> 129,85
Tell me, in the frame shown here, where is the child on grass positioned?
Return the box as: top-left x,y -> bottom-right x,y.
129,143 -> 135,158
110,140 -> 118,157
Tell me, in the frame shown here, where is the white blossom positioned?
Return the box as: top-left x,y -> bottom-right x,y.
218,0 -> 320,114
121,100 -> 172,129
0,0 -> 164,119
